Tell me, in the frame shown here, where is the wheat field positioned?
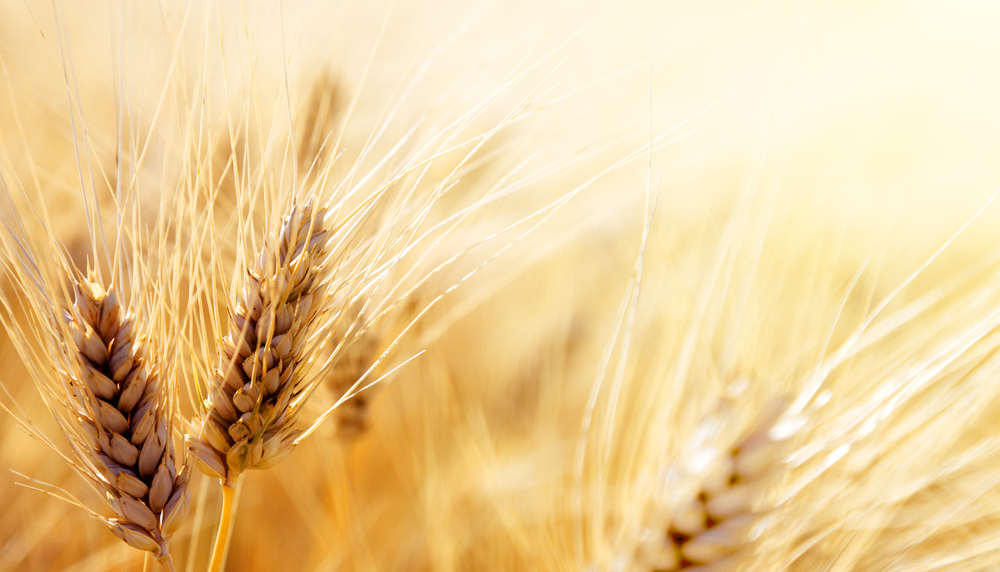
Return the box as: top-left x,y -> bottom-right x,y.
2,1 -> 1000,571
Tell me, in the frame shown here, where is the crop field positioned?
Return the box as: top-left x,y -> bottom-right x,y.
1,1 -> 1000,571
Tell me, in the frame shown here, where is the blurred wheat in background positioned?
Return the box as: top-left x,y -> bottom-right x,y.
2,0 -> 1000,571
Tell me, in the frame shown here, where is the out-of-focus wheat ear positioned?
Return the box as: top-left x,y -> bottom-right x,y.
62,276 -> 189,572
632,399 -> 794,572
322,278 -> 427,439
188,201 -> 331,486
325,317 -> 381,440
296,71 -> 340,174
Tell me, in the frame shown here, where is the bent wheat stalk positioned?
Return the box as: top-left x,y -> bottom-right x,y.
188,203 -> 331,571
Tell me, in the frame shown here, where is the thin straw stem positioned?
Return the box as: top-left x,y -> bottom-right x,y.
159,554 -> 176,572
207,479 -> 240,572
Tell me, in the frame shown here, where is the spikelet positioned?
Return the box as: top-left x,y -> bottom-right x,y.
629,399 -> 792,572
61,277 -> 188,571
188,203 -> 330,485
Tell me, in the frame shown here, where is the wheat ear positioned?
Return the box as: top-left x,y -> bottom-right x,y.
187,203 -> 330,570
324,302 -> 405,440
632,400 -> 791,572
64,277 -> 189,571
326,325 -> 379,438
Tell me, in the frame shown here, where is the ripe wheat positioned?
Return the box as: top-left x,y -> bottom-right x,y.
0,267 -> 189,571
3,1 -> 1000,571
631,400 -> 790,572
65,278 -> 190,571
325,311 -> 382,439
188,203 -> 331,486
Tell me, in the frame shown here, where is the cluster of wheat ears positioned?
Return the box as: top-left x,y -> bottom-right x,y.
2,1 -> 1000,571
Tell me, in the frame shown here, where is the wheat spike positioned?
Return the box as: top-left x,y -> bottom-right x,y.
189,202 -> 331,486
631,399 -> 792,572
326,316 -> 381,439
59,276 -> 189,571
323,302 -> 414,440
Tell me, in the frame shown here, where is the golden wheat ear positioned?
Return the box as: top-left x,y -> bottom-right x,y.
630,398 -> 793,572
324,312 -> 381,439
188,202 -> 331,486
321,298 -> 416,441
61,276 -> 189,571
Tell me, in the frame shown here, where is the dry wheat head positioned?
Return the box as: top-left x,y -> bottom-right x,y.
59,276 -> 189,571
188,202 -> 331,485
325,312 -> 381,439
629,399 -> 791,572
322,297 -> 418,440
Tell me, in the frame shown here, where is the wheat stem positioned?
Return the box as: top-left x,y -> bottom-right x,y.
184,473 -> 212,572
158,554 -> 176,572
208,481 -> 238,572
